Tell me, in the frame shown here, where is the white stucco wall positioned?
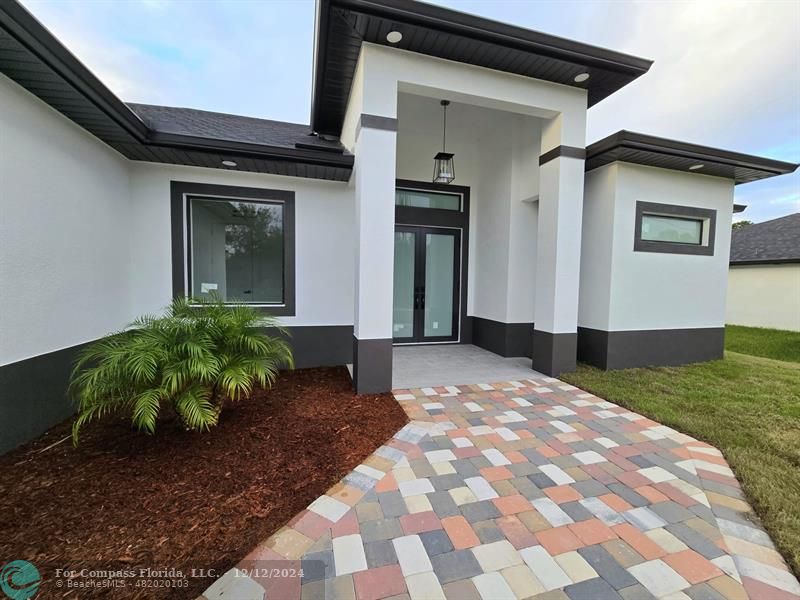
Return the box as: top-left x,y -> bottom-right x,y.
128,163 -> 355,327
579,164 -> 617,330
580,162 -> 735,331
0,74 -> 133,365
0,70 -> 357,368
727,264 -> 800,331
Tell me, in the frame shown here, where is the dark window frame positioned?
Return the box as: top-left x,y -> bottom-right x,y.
394,179 -> 471,344
633,201 -> 716,256
171,181 -> 296,316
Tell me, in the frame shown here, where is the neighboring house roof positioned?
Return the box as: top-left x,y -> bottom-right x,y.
0,2 -> 353,181
586,131 -> 799,185
311,0 -> 653,136
730,214 -> 800,265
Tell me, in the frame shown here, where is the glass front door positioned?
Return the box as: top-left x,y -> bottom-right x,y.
393,226 -> 461,343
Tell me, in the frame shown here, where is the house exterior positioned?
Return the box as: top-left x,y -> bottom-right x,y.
727,214 -> 800,331
0,0 -> 797,453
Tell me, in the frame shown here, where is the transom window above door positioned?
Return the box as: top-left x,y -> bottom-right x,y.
395,189 -> 461,211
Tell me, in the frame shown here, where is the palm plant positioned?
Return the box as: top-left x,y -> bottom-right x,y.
69,296 -> 293,443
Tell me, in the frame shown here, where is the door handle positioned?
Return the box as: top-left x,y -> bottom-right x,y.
414,287 -> 425,310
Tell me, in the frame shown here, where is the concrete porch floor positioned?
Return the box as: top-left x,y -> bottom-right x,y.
392,344 -> 543,389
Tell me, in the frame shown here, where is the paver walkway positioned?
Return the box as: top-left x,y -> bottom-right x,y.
202,376 -> 800,600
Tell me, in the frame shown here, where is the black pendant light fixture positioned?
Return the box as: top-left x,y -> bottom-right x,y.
433,100 -> 455,184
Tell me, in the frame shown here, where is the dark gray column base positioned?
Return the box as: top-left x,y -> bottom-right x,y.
577,326 -> 725,370
532,330 -> 577,376
352,337 -> 393,394
470,317 -> 534,358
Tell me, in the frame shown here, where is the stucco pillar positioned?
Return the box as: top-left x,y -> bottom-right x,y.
533,115 -> 586,376
352,116 -> 397,393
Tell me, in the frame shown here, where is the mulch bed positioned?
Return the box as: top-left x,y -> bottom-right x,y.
0,367 -> 408,599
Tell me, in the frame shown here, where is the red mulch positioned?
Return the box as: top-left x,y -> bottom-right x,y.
0,367 -> 408,599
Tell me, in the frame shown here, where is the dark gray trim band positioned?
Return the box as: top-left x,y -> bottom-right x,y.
170,181 -> 296,316
353,337 -> 393,394
730,259 -> 800,266
539,146 -> 587,166
360,114 -> 398,132
0,342 -> 88,455
577,326 -> 724,370
532,330 -> 577,376
634,201 -> 716,256
264,325 -> 354,369
0,325 -> 357,454
470,317 -> 533,358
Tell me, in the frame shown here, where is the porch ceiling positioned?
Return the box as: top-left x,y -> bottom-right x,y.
311,0 -> 653,136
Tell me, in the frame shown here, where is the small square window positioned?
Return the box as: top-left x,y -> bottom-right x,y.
634,201 -> 716,256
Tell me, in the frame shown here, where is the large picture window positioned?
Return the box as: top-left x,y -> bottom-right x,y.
634,201 -> 716,256
189,198 -> 284,304
171,182 -> 295,315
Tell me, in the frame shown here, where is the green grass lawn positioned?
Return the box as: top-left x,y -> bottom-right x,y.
561,351 -> 800,577
725,324 -> 800,363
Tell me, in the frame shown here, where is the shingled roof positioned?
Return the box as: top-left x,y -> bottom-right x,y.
127,104 -> 344,153
730,213 -> 800,265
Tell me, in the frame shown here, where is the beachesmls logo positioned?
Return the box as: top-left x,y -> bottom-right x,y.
0,561 -> 40,600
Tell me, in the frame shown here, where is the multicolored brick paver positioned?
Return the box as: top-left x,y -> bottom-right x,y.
202,377 -> 800,600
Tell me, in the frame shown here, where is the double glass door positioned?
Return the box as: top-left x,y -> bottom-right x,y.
393,226 -> 461,343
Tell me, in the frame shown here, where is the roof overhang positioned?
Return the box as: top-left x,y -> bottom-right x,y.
311,0 -> 653,136
0,1 -> 353,181
586,131 -> 799,185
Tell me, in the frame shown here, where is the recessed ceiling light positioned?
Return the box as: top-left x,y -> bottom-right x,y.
386,31 -> 403,43
574,72 -> 590,83
222,160 -> 237,167
689,164 -> 704,170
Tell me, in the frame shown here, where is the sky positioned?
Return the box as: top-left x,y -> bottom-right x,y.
19,0 -> 800,223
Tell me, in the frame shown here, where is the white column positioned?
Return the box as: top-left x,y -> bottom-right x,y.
533,115 -> 586,375
352,118 -> 397,392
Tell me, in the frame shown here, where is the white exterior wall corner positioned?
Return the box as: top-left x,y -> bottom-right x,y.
128,163 -> 355,327
578,164 -> 618,330
606,162 -> 735,331
727,264 -> 800,331
0,73 -> 133,365
340,51 -> 366,153
506,115 -> 541,324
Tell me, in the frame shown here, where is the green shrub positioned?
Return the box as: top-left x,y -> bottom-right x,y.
69,296 -> 293,443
